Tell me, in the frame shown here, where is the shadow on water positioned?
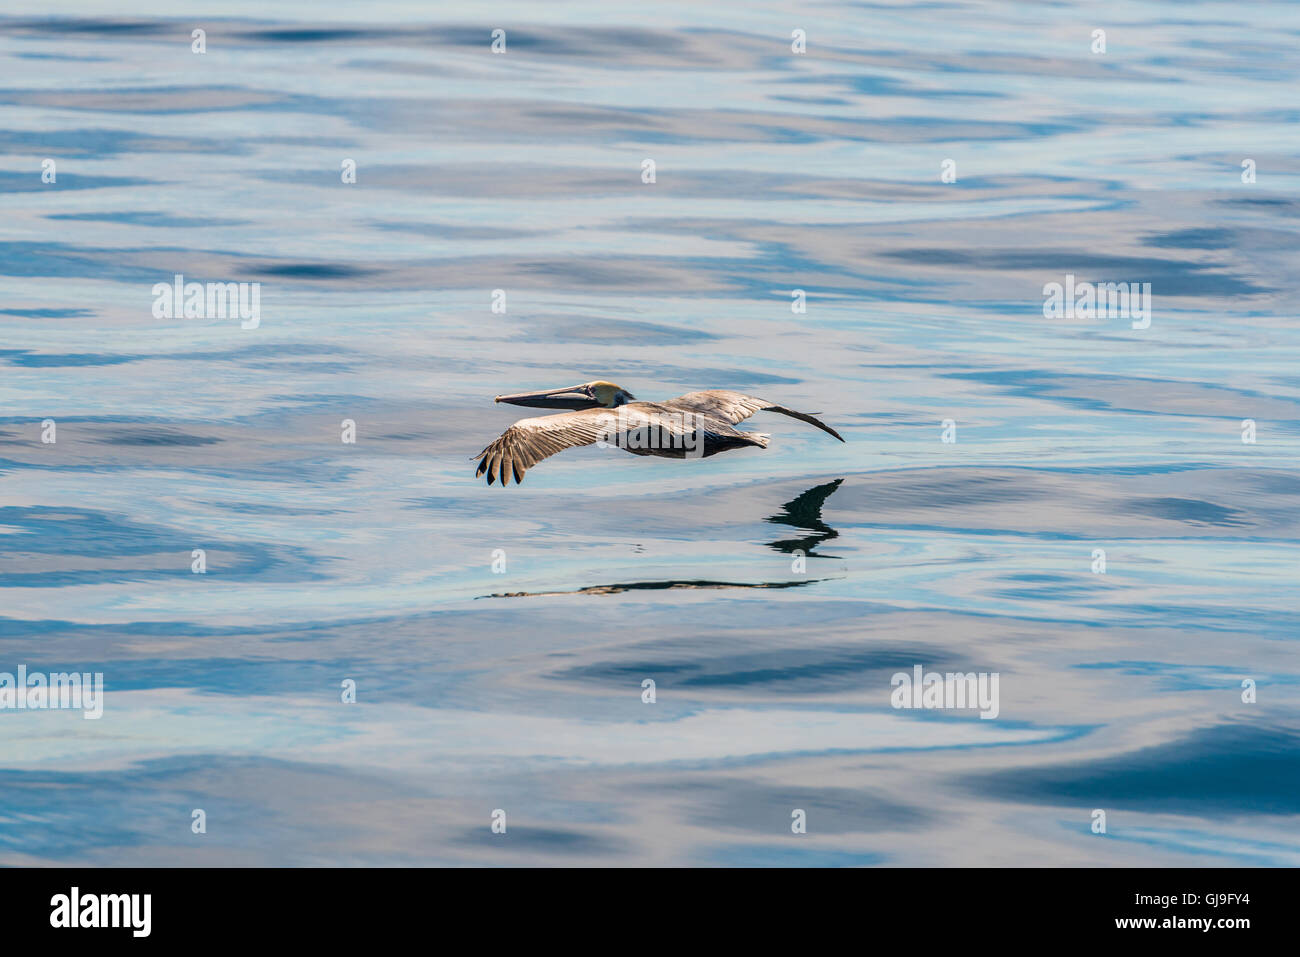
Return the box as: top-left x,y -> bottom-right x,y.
479,478 -> 846,598
481,578 -> 835,598
764,478 -> 844,558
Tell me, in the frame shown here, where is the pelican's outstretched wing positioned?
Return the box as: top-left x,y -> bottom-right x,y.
668,391 -> 845,442
475,406 -> 703,485
475,409 -> 619,486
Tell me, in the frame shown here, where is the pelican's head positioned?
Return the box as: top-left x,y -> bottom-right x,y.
495,380 -> 635,410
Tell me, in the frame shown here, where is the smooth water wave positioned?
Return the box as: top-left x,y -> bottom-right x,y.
1,1 -> 1298,865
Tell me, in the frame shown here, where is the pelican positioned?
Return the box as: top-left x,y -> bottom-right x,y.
474,380 -> 844,486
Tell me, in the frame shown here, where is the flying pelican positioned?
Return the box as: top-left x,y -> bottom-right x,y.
474,380 -> 844,486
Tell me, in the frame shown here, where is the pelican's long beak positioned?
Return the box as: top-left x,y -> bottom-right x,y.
494,385 -> 598,409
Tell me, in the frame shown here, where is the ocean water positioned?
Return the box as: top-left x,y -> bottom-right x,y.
1,0 -> 1298,866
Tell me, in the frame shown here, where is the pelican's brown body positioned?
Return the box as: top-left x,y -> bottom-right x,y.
474,381 -> 844,486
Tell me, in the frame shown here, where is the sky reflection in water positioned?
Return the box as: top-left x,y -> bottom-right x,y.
1,1 -> 1299,865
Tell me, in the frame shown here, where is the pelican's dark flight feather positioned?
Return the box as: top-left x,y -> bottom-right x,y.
669,390 -> 845,442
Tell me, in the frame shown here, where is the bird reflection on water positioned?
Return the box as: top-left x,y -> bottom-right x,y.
480,478 -> 846,598
764,478 -> 844,560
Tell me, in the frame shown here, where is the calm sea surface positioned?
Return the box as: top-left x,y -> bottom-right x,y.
2,0 -> 1299,865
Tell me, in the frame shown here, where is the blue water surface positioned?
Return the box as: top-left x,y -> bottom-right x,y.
1,0 -> 1298,865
